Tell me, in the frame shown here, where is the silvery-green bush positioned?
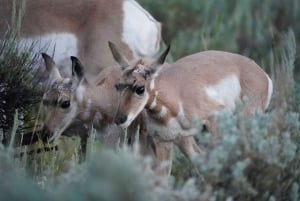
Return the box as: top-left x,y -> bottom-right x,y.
139,0 -> 300,74
169,31 -> 300,201
1,1 -> 300,201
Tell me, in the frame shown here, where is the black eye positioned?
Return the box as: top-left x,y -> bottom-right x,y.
60,100 -> 70,109
135,86 -> 145,95
42,99 -> 49,106
115,84 -> 120,91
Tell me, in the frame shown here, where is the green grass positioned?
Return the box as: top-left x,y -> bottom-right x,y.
1,0 -> 300,200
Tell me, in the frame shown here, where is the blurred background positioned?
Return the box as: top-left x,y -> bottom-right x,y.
1,1 -> 300,200
139,0 -> 300,79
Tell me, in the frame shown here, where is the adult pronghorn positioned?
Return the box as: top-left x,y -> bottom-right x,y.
111,43 -> 273,159
0,0 -> 161,82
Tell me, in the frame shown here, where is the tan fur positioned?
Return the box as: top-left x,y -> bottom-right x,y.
0,0 -> 161,81
145,51 -> 271,131
42,54 -> 185,186
118,51 -> 271,124
41,55 -> 124,142
112,48 -> 273,162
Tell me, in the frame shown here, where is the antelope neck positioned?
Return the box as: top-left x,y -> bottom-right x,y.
76,85 -> 114,125
145,88 -> 172,124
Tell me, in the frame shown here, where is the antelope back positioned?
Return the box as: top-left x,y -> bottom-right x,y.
0,0 -> 161,82
111,47 -> 273,132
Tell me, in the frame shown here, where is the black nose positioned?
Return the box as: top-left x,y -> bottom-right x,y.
115,114 -> 127,125
41,126 -> 52,143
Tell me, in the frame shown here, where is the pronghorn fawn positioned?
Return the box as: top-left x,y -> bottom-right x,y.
40,52 -> 167,166
110,43 -> 273,176
41,53 -> 136,144
0,0 -> 161,82
1,0 -> 162,153
41,48 -> 199,182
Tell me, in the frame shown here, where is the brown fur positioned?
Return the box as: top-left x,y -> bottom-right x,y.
115,50 -> 272,134
112,47 -> 273,179
0,0 -> 160,80
153,51 -> 270,122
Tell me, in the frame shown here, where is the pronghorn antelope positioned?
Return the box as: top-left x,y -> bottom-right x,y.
0,0 -> 161,82
41,52 -> 159,157
1,0 -> 161,155
111,44 -> 273,160
41,50 -> 198,181
41,53 -> 129,144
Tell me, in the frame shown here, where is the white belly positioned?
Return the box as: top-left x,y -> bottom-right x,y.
20,33 -> 78,76
146,116 -> 196,141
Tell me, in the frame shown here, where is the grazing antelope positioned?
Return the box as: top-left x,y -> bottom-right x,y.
41,53 -> 160,158
0,0 -> 161,82
41,50 -> 197,183
41,53 -> 126,144
1,0 -> 161,156
111,44 -> 273,161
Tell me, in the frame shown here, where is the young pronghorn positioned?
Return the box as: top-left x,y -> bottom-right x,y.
41,53 -> 131,144
41,51 -> 200,181
111,43 -> 273,160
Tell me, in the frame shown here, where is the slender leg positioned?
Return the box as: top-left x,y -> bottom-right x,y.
175,135 -> 202,159
206,115 -> 219,139
151,139 -> 173,187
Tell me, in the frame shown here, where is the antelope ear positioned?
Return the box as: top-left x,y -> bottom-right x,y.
147,45 -> 170,76
41,53 -> 62,82
70,56 -> 85,85
108,41 -> 129,70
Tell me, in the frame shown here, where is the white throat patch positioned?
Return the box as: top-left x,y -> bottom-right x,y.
149,91 -> 158,109
82,99 -> 92,120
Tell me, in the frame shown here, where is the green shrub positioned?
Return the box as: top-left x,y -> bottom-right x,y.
172,30 -> 300,201
0,32 -> 42,144
1,1 -> 300,201
139,0 -> 300,77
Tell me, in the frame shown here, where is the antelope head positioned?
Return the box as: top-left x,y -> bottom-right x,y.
109,42 -> 170,128
41,53 -> 86,143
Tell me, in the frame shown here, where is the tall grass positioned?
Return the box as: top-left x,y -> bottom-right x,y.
1,28 -> 299,201
0,31 -> 42,145
139,0 -> 300,77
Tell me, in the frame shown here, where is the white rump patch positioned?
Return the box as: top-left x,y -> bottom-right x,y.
20,33 -> 78,69
265,73 -> 273,110
205,74 -> 241,111
122,0 -> 160,57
